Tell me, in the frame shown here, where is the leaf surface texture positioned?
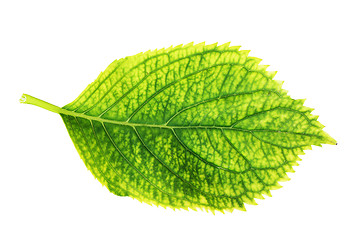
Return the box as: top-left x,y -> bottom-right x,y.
25,43 -> 336,212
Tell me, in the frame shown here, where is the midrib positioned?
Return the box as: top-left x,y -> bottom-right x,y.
20,93 -> 238,131
20,93 -> 322,138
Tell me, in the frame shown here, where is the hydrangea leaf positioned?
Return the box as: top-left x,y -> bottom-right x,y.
20,42 -> 336,212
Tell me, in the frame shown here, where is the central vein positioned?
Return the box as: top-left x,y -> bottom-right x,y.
20,93 -> 239,131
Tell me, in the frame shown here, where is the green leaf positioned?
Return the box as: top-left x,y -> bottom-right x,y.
21,42 -> 336,213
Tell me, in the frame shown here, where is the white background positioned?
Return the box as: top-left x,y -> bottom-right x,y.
1,1 -> 359,239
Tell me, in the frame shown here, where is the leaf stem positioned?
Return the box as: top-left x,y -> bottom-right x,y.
20,94 -> 64,114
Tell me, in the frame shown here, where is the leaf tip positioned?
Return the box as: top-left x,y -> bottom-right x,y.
324,134 -> 337,145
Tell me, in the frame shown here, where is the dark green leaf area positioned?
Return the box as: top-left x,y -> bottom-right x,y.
60,43 -> 335,212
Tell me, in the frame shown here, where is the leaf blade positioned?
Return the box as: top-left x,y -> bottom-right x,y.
23,42 -> 336,212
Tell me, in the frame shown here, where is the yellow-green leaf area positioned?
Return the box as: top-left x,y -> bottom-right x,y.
22,42 -> 336,212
